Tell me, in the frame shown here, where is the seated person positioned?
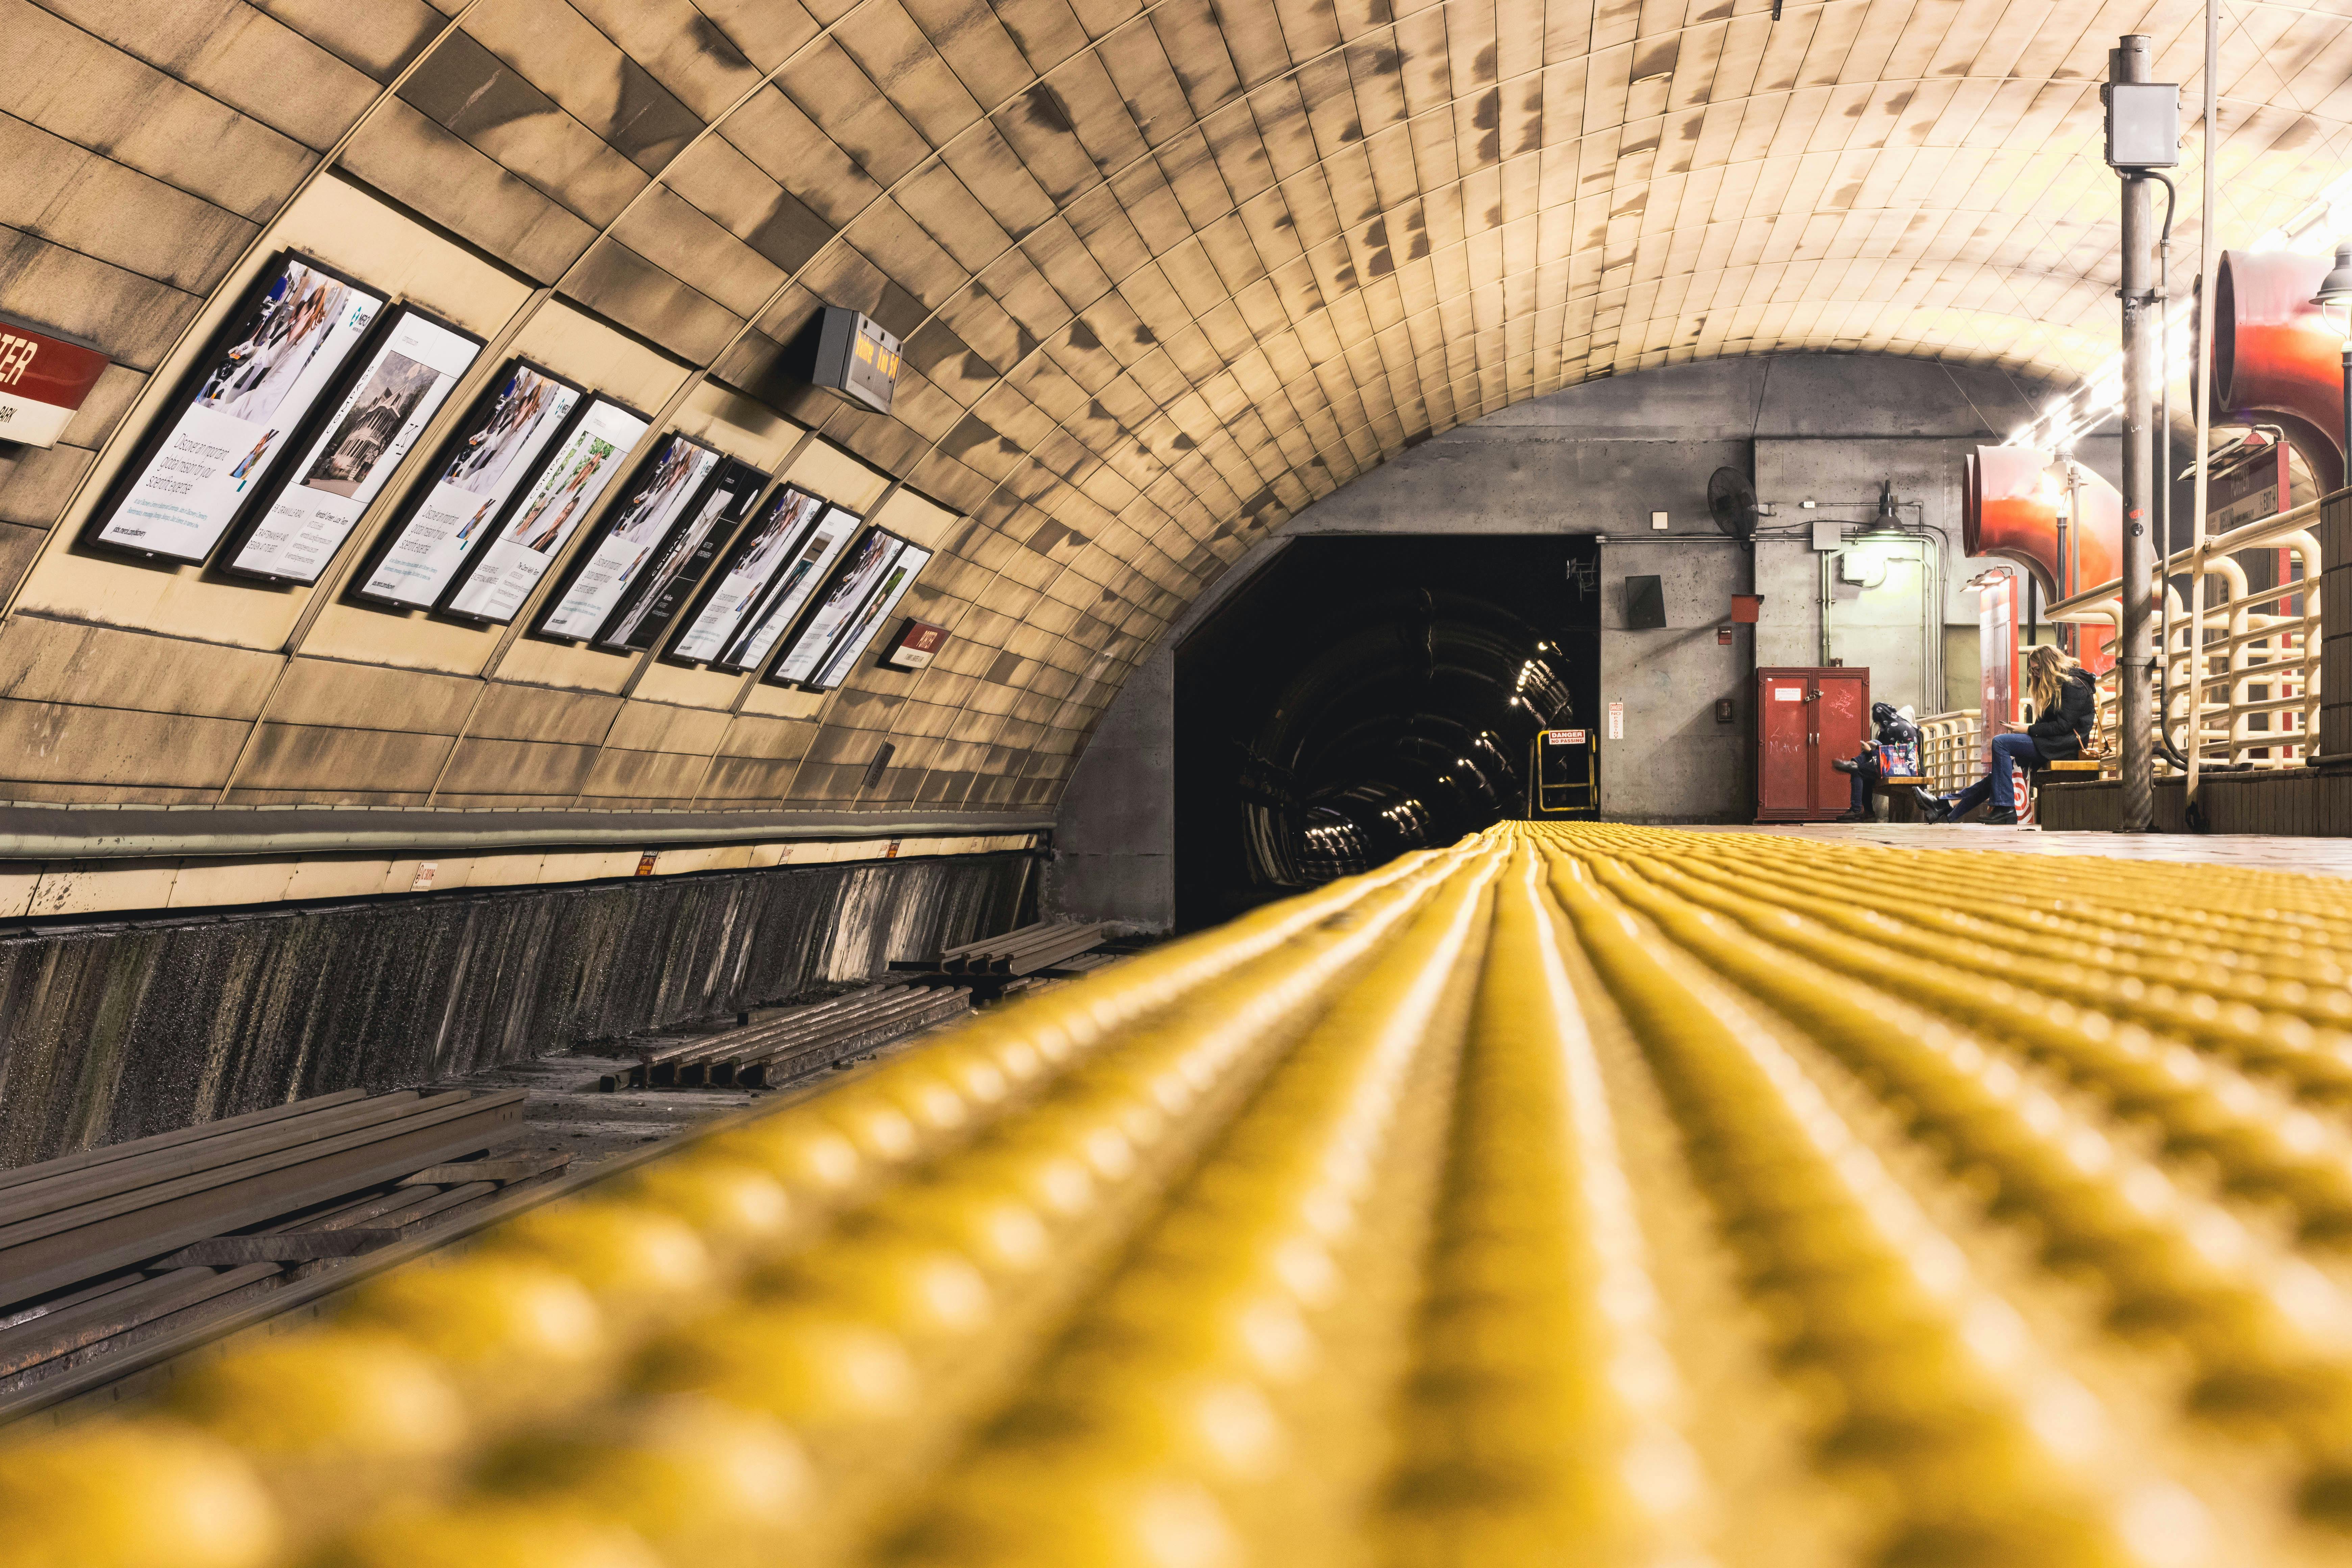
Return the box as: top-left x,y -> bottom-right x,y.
1831,702 -> 1921,822
1917,645 -> 2094,825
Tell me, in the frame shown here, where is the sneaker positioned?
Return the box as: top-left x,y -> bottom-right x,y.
1982,809 -> 2018,826
1911,787 -> 1952,822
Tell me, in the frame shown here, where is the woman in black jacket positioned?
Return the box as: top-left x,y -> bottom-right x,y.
1920,645 -> 2095,825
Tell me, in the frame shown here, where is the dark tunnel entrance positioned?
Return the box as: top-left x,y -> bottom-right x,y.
1175,535 -> 1603,930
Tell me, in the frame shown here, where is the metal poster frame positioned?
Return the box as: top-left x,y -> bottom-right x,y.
217,303 -> 486,586
83,249 -> 392,565
434,393 -> 653,626
346,356 -> 590,611
531,430 -> 721,645
595,456 -> 770,652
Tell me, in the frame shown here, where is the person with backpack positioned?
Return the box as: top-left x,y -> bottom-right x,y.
1830,702 -> 1922,822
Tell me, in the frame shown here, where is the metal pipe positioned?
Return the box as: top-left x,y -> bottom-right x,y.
0,805 -> 1055,863
2113,34 -> 2157,831
2189,0 -> 2220,812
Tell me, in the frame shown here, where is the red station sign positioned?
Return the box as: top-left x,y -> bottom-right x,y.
879,618 -> 949,671
0,318 -> 108,449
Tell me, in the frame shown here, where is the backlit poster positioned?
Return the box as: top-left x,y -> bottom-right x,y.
537,433 -> 717,641
441,396 -> 650,623
352,359 -> 584,608
90,252 -> 387,562
598,458 -> 765,650
668,485 -> 825,664
767,527 -> 907,687
808,543 -> 932,691
718,504 -> 861,672
224,307 -> 483,583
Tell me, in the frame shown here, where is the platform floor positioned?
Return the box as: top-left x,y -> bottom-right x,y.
18,821 -> 2352,1568
1699,820 -> 2352,875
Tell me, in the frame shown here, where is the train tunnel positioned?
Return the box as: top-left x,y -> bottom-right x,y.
1174,535 -> 1601,926
12,6 -> 2352,1567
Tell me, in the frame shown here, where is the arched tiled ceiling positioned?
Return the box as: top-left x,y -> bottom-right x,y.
347,0 -> 2352,562
17,0 -> 2352,810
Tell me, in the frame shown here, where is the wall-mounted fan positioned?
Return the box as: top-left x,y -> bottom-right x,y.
1707,466 -> 1759,541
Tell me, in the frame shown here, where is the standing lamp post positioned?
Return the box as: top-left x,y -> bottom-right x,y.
2314,244 -> 2352,467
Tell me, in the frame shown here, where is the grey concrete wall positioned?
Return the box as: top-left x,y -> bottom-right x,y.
1050,354 -> 2076,926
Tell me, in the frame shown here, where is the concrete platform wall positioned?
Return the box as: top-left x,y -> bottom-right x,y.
2037,771 -> 2352,835
0,849 -> 1032,1169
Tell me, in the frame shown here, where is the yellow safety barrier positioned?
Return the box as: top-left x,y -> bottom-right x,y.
17,825 -> 2352,1566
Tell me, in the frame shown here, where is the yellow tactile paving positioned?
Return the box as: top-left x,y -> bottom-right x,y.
22,825 -> 2352,1567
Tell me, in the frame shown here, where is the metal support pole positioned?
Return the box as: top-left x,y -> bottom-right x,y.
2187,1 -> 2219,817
2113,34 -> 2158,832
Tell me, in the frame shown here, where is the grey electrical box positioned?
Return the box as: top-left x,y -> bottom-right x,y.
2103,82 -> 2179,169
794,307 -> 901,414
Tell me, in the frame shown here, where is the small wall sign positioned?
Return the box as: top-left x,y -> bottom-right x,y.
879,618 -> 948,671
0,317 -> 108,448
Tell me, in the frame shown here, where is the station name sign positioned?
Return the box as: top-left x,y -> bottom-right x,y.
0,317 -> 108,449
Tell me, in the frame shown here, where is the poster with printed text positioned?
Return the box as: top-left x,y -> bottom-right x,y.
224,308 -> 482,583
353,360 -> 584,608
718,505 -> 862,672
668,486 -> 826,664
808,543 -> 932,690
441,396 -> 650,623
537,433 -> 718,641
91,253 -> 387,562
599,458 -> 765,650
768,527 -> 907,686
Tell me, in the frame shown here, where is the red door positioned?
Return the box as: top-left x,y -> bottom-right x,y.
1758,673 -> 1811,817
1812,671 -> 1868,809
1756,667 -> 1870,820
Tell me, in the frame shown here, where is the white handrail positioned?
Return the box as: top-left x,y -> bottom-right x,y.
2042,503 -> 2319,772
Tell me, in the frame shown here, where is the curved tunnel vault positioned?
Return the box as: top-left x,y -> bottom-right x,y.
1175,535 -> 1599,927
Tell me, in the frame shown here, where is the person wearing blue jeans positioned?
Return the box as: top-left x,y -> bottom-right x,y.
1936,731 -> 2041,820
1920,644 -> 2096,826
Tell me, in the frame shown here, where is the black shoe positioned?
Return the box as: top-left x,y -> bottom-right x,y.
1832,757 -> 1862,774
1982,809 -> 2018,826
1832,807 -> 1871,822
1911,787 -> 1952,822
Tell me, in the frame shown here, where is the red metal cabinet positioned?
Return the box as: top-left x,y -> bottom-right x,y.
1756,667 -> 1869,821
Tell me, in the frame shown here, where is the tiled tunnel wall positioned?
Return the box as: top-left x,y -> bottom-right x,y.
0,0 -> 2317,815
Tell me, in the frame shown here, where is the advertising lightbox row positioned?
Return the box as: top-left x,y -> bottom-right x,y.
81,251 -> 939,693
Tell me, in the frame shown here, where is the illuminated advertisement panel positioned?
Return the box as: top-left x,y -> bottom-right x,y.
351,359 -> 585,608
766,526 -> 911,687
597,458 -> 767,651
536,433 -> 718,642
441,396 -> 650,624
668,487 -> 855,669
807,542 -> 932,691
89,252 -> 388,562
223,306 -> 483,583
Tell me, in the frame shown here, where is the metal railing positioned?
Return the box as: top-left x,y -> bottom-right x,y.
2043,499 -> 2321,771
1917,710 -> 1984,794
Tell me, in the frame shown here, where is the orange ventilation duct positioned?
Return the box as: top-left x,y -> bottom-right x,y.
1961,446 -> 2117,673
2210,249 -> 2346,493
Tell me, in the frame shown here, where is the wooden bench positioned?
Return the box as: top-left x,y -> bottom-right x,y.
1871,775 -> 1928,822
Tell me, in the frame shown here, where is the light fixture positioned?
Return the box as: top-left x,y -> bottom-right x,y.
2312,242 -> 2352,463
